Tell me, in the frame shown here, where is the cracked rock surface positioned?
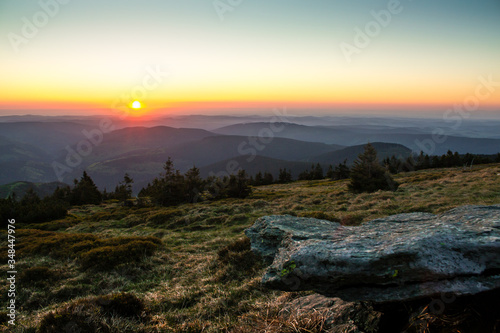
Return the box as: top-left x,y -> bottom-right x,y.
245,205 -> 500,303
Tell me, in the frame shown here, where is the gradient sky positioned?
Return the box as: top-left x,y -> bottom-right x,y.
1,0 -> 499,116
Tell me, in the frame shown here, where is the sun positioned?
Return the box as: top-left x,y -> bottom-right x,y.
131,101 -> 142,109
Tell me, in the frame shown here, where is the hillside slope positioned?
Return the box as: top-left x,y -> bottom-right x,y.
84,135 -> 344,191
214,122 -> 500,154
2,163 -> 499,332
0,181 -> 68,199
199,155 -> 315,178
312,142 -> 412,165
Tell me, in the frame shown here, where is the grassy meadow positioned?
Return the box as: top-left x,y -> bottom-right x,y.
1,163 -> 499,332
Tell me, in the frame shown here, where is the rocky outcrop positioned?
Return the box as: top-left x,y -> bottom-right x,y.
245,205 -> 500,303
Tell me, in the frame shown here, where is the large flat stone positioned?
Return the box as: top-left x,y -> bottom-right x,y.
245,205 -> 500,303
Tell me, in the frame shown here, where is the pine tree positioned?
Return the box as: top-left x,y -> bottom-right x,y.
452,152 -> 461,167
278,168 -> 292,183
298,169 -> 311,180
152,158 -> 186,206
402,155 -> 415,172
3,187 -> 68,224
254,171 -> 263,186
20,188 -> 41,206
263,172 -> 274,185
431,155 -> 440,168
386,155 -> 402,174
0,196 -> 18,227
441,150 -> 455,167
326,165 -> 334,179
226,170 -> 252,198
348,143 -> 398,193
423,154 -> 431,169
331,159 -> 350,180
123,173 -> 134,196
205,175 -> 227,200
113,173 -> 134,201
184,166 -> 204,203
312,163 -> 323,180
70,171 -> 102,205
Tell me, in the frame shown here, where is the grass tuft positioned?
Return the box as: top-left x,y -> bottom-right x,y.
38,292 -> 147,333
216,237 -> 263,282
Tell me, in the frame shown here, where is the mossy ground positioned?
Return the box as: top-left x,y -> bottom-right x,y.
1,164 -> 499,332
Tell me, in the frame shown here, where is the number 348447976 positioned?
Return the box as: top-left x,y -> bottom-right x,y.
7,219 -> 15,268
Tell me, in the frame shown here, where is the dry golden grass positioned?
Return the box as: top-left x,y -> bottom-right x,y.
1,163 -> 499,332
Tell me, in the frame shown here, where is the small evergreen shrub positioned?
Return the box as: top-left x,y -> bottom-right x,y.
69,240 -> 99,256
89,210 -> 128,221
252,199 -> 268,208
216,237 -> 262,281
19,266 -> 57,285
95,293 -> 146,317
39,310 -> 98,333
0,311 -> 8,326
147,208 -> 184,225
80,240 -> 159,270
24,219 -> 77,231
298,211 -> 339,222
17,229 -> 98,258
38,292 -> 146,333
225,213 -> 248,225
15,229 -> 161,270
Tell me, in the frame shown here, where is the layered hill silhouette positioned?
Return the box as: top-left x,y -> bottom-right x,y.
199,155 -> 316,179
76,135 -> 344,192
0,121 -> 95,154
1,115 -> 500,195
313,142 -> 411,164
0,181 -> 67,199
0,135 -> 50,163
214,122 -> 500,154
55,126 -> 218,164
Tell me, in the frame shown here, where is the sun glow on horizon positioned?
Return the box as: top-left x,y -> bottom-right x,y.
123,100 -> 152,118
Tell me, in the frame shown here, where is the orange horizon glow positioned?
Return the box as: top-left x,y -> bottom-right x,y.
1,98 -> 499,118
3,78 -> 500,115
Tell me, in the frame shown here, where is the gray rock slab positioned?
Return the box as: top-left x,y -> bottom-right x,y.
245,205 -> 500,303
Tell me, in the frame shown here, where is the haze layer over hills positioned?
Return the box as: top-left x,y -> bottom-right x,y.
1,114 -> 500,194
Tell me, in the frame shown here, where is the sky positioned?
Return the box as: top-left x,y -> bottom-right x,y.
1,0 -> 499,117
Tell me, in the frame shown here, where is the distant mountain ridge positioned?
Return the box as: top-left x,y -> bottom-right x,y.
199,155 -> 316,179
0,181 -> 68,199
59,126 -> 217,164
198,142 -> 412,179
213,122 -> 500,154
0,135 -> 50,163
313,142 -> 412,165
1,116 -> 499,193
83,135 -> 345,191
0,121 -> 94,154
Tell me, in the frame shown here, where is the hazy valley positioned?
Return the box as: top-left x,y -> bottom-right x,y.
2,115 -> 500,196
